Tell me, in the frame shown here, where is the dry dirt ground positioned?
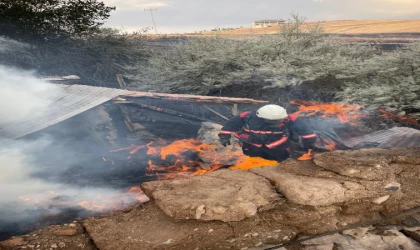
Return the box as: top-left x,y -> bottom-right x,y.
2,148 -> 420,250
0,222 -> 96,250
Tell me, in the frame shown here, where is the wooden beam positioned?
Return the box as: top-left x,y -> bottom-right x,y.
202,105 -> 229,121
232,104 -> 238,116
120,92 -> 268,104
116,74 -> 127,89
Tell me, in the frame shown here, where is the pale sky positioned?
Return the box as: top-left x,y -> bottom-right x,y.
101,0 -> 420,34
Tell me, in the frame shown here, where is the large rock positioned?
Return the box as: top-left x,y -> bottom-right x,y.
196,122 -> 223,145
313,148 -> 420,181
196,122 -> 246,166
302,228 -> 420,250
251,167 -> 378,206
141,169 -> 280,222
198,143 -> 245,166
83,203 -> 234,250
313,148 -> 395,181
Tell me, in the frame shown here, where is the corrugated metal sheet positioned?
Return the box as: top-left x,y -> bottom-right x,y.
346,127 -> 420,148
378,133 -> 420,148
0,84 -> 127,140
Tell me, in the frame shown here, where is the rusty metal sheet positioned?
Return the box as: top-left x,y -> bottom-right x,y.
0,84 -> 128,140
346,127 -> 420,148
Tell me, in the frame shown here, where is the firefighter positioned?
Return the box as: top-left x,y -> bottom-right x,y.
218,104 -> 317,162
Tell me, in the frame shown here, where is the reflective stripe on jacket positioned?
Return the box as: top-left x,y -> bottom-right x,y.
218,111 -> 316,148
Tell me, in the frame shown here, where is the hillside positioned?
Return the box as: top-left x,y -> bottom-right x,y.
210,19 -> 420,35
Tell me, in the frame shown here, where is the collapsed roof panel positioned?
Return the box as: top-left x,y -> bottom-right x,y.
0,84 -> 127,140
379,132 -> 420,148
346,127 -> 420,148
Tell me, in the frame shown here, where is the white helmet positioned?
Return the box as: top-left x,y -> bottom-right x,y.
256,104 -> 288,120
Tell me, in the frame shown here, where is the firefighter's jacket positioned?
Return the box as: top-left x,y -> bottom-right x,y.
218,111 -> 317,149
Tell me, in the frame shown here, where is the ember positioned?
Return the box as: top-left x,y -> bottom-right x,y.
110,144 -> 148,155
378,109 -> 420,128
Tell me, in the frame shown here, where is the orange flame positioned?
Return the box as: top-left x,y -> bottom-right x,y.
111,139 -> 278,179
290,100 -> 364,126
77,199 -> 106,211
318,138 -> 338,151
127,186 -> 150,203
298,149 -> 313,161
324,139 -> 337,151
143,139 -> 278,178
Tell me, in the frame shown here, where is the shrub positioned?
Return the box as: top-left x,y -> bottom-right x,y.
131,15 -> 379,94
339,42 -> 420,114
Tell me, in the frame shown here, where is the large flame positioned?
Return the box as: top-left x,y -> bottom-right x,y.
290,100 -> 364,126
145,139 -> 278,177
111,139 -> 278,179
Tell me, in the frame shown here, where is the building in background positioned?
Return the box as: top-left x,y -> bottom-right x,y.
252,19 -> 285,28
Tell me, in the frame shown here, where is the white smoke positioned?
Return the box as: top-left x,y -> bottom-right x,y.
0,144 -> 143,232
0,145 -> 131,207
0,66 -> 55,126
0,63 -> 147,236
0,37 -> 29,53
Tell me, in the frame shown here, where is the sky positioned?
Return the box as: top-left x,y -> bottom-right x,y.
101,0 -> 420,34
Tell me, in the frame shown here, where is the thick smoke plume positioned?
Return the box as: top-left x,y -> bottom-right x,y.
0,63 -> 145,239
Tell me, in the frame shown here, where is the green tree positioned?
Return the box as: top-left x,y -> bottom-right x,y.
0,0 -> 150,86
34,28 -> 149,85
0,0 -> 115,42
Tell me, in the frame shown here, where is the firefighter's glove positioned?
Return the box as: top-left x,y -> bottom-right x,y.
220,137 -> 231,147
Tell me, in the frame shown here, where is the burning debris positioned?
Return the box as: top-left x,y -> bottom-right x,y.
290,99 -> 366,126
110,139 -> 278,179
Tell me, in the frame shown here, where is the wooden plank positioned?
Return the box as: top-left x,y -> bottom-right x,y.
120,91 -> 268,104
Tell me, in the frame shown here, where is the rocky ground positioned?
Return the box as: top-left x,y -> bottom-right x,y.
2,147 -> 420,250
